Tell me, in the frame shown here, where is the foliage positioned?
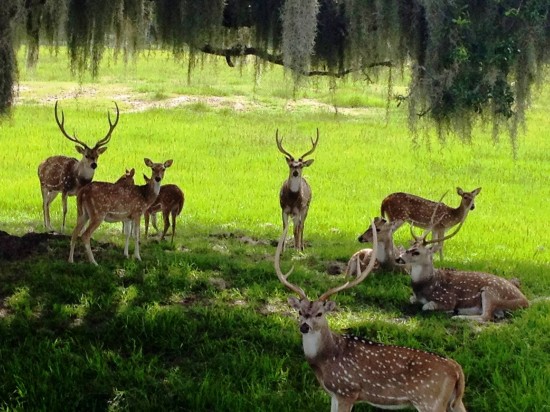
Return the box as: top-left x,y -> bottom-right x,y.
4,1 -> 550,149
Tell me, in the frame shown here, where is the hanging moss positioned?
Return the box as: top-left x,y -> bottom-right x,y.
3,0 -> 550,152
281,0 -> 319,76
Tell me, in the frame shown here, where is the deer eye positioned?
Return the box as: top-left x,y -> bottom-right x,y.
412,251 -> 420,256
316,313 -> 323,317
376,228 -> 381,232
298,311 -> 303,316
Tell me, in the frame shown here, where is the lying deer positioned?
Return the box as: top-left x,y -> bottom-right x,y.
68,158 -> 173,265
395,225 -> 529,322
381,187 -> 481,259
144,184 -> 185,243
276,129 -> 319,251
275,222 -> 467,412
345,217 -> 406,276
38,101 -> 119,232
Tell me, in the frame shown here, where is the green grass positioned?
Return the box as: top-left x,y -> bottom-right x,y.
0,47 -> 549,411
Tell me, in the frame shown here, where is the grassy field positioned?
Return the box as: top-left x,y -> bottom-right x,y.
0,48 -> 549,411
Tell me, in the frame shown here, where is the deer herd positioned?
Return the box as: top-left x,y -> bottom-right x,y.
38,102 -> 529,411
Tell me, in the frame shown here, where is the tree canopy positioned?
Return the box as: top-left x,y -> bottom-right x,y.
3,0 -> 550,151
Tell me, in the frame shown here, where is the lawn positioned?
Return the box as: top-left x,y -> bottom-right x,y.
0,48 -> 548,411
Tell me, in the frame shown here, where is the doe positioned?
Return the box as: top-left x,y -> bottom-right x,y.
381,187 -> 481,259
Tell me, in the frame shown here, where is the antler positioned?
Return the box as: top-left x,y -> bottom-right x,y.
318,219 -> 378,301
422,218 -> 466,245
409,190 -> 468,246
299,128 -> 319,160
93,101 -> 120,149
274,224 -> 307,299
275,129 -> 294,159
409,190 -> 448,243
54,101 -> 88,148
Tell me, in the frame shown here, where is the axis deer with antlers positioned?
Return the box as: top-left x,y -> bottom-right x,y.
275,223 -> 467,412
345,217 -> 407,276
395,224 -> 529,322
68,158 -> 173,265
144,184 -> 185,243
276,129 -> 319,251
38,101 -> 119,232
381,187 -> 481,259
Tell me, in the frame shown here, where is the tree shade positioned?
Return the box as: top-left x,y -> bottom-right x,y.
4,0 -> 550,151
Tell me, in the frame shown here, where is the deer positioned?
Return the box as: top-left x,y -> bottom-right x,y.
275,222 -> 467,412
276,128 -> 319,251
38,101 -> 120,233
395,223 -> 529,322
144,184 -> 185,243
345,217 -> 407,276
68,158 -> 173,265
380,187 -> 482,259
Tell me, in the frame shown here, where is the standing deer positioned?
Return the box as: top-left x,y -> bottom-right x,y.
144,184 -> 185,243
38,101 -> 119,232
276,129 -> 319,251
345,217 -> 406,276
395,225 -> 529,322
275,223 -> 467,412
381,187 -> 481,259
68,158 -> 173,265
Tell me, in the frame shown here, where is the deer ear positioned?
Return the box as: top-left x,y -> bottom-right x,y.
75,145 -> 86,155
302,159 -> 314,167
164,159 -> 173,168
128,168 -> 135,177
144,158 -> 153,167
456,187 -> 464,196
96,147 -> 108,155
473,187 -> 482,195
323,300 -> 337,313
288,297 -> 301,310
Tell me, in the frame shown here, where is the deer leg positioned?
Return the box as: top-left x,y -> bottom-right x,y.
170,209 -> 177,244
61,192 -> 69,233
151,213 -> 160,233
41,188 -> 58,232
68,211 -> 88,263
281,211 -> 289,251
330,396 -> 353,412
292,214 -> 302,250
144,212 -> 150,238
160,210 -> 171,241
433,228 -> 445,260
80,217 -> 104,266
123,221 -> 132,258
132,216 -> 142,261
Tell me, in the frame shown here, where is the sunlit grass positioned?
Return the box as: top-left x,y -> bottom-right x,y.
0,46 -> 549,411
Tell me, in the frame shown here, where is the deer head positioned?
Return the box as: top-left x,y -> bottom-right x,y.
276,128 -> 319,183
54,100 -> 119,171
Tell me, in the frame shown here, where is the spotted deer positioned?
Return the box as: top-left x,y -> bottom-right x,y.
144,184 -> 185,243
345,217 -> 406,276
38,101 -> 119,232
381,187 -> 481,259
395,225 -> 529,322
275,222 -> 467,412
276,129 -> 319,251
68,158 -> 173,265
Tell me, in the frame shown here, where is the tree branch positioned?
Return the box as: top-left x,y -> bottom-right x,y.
200,44 -> 392,78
